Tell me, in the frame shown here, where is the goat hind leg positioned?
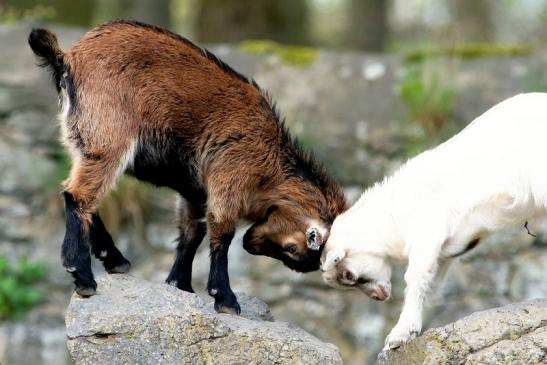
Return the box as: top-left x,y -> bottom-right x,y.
62,191 -> 96,296
62,153 -> 127,296
166,198 -> 206,292
89,213 -> 131,274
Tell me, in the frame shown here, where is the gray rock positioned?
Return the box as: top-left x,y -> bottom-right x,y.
66,274 -> 342,365
377,299 -> 547,365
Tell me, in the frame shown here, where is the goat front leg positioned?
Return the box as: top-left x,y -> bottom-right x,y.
384,244 -> 442,350
206,214 -> 239,314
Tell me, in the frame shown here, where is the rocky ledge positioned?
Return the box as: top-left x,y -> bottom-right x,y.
65,274 -> 342,365
377,298 -> 547,365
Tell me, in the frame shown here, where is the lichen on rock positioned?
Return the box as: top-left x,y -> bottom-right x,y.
377,299 -> 547,365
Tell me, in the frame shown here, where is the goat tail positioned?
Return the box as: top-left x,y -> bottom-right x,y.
28,28 -> 65,90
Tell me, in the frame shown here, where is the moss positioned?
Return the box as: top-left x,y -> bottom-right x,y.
0,4 -> 56,24
404,44 -> 531,63
240,40 -> 318,67
405,43 -> 533,63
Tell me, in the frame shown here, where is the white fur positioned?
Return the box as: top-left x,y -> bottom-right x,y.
321,93 -> 547,350
58,81 -> 73,151
116,138 -> 138,177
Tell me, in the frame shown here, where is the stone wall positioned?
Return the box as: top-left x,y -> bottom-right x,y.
0,23 -> 547,365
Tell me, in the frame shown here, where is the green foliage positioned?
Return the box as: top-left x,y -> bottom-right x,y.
240,40 -> 318,67
399,42 -> 532,157
0,257 -> 46,320
404,43 -> 533,63
399,62 -> 458,156
400,63 -> 456,134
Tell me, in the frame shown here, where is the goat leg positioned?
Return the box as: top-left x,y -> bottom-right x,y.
206,215 -> 239,314
89,213 -> 131,274
61,191 -> 96,296
167,198 -> 207,292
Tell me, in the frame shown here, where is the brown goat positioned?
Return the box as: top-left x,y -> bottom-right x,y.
28,20 -> 347,314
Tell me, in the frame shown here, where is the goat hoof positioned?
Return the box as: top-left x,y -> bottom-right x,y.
214,295 -> 241,315
384,328 -> 419,351
106,259 -> 131,274
166,280 -> 195,293
215,303 -> 241,315
76,286 -> 97,297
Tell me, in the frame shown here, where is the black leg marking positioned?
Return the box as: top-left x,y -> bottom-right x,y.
166,221 -> 206,292
89,214 -> 131,274
61,192 -> 96,296
207,230 -> 240,315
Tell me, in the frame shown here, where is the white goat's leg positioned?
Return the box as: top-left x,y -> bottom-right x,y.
384,244 -> 441,350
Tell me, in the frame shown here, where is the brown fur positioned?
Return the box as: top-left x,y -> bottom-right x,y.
29,21 -> 347,312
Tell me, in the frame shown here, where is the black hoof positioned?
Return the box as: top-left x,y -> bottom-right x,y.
66,265 -> 97,297
180,286 -> 195,293
213,293 -> 241,315
166,272 -> 194,293
105,258 -> 131,274
76,284 -> 97,297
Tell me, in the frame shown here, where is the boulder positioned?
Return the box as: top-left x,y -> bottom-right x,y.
377,298 -> 547,365
65,274 -> 342,365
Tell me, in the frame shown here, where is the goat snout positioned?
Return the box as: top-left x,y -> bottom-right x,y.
370,285 -> 390,301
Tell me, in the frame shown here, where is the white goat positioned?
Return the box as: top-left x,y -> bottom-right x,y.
321,93 -> 547,350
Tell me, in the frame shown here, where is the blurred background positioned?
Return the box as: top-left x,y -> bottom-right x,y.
1,1 -> 547,364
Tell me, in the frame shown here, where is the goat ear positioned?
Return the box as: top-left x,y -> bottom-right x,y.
306,227 -> 322,251
321,247 -> 345,271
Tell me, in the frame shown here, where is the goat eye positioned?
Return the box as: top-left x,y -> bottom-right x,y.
285,244 -> 297,254
342,270 -> 354,282
357,276 -> 371,284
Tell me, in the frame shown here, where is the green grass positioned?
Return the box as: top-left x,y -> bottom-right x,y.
0,257 -> 46,320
